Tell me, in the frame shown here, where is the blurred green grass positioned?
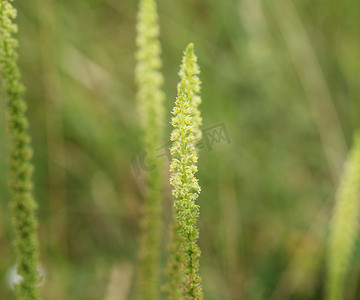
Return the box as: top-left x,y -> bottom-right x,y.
0,0 -> 359,299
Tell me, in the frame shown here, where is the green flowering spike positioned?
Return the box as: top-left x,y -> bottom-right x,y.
135,0 -> 164,133
178,43 -> 202,141
135,0 -> 165,299
327,132 -> 360,300
167,43 -> 203,299
0,0 -> 41,299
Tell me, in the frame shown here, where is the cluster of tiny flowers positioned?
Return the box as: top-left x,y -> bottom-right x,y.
168,43 -> 203,299
178,44 -> 202,141
0,1 -> 41,299
327,132 -> 360,300
135,0 -> 164,135
170,84 -> 201,229
135,0 -> 165,299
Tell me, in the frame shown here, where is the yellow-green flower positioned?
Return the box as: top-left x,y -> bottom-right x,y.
167,43 -> 203,300
135,0 -> 165,299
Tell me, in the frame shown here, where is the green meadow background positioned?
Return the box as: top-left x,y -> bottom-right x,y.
0,0 -> 359,299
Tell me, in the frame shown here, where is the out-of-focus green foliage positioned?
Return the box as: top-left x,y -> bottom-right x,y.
0,0 -> 359,299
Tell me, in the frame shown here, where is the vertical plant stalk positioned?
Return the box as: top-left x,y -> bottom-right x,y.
168,43 -> 203,299
327,132 -> 360,300
135,0 -> 165,299
0,0 -> 41,299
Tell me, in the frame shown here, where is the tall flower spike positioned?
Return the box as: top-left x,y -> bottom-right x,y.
135,0 -> 165,299
0,0 -> 41,299
327,131 -> 360,300
168,43 -> 203,299
178,43 -> 202,141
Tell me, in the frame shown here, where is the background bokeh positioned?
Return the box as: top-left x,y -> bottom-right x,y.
0,0 -> 359,299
